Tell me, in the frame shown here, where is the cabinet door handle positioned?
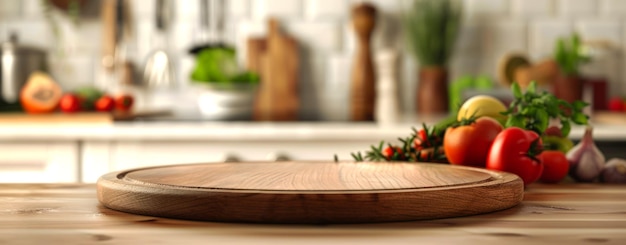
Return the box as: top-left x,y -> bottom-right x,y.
267,153 -> 291,162
223,154 -> 241,163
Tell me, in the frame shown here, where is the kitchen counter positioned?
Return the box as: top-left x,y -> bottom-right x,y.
1,183 -> 625,244
1,120 -> 626,142
0,121 -> 408,141
1,111 -> 626,141
1,113 -> 625,184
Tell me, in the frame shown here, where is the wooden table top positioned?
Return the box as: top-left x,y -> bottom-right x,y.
1,183 -> 625,244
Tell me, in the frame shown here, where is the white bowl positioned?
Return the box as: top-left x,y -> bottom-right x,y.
194,82 -> 258,120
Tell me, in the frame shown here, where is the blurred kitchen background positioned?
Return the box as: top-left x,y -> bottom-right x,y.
2,0 -> 626,183
1,0 -> 624,121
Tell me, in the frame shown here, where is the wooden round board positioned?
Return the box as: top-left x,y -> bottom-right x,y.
97,161 -> 523,224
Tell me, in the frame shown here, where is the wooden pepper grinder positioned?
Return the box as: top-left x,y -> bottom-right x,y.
350,3 -> 377,121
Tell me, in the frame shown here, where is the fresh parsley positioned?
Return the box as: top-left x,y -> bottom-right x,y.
503,81 -> 589,137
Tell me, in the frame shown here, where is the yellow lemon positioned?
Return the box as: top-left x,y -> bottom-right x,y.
457,95 -> 508,122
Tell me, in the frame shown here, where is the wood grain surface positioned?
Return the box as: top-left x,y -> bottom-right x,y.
97,162 -> 523,224
2,183 -> 626,244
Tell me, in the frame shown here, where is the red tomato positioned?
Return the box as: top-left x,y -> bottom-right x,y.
95,95 -> 115,112
539,150 -> 569,183
115,94 -> 134,111
20,74 -> 63,114
443,117 -> 503,167
487,127 -> 544,186
59,93 -> 81,113
608,97 -> 624,112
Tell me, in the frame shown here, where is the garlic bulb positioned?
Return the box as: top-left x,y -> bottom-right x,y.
601,158 -> 626,184
566,126 -> 605,182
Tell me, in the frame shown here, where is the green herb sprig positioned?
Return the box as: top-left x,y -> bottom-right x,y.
344,122 -> 450,163
503,81 -> 589,137
403,0 -> 462,67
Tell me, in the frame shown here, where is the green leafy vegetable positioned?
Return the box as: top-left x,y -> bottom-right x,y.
502,81 -> 589,137
190,48 -> 260,84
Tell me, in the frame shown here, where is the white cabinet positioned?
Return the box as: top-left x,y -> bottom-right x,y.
0,142 -> 79,183
80,140 -> 373,183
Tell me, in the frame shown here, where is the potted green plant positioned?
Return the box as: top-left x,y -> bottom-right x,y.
553,33 -> 590,103
190,47 -> 260,120
403,0 -> 462,116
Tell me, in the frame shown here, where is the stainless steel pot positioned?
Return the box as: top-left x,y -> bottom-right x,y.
1,33 -> 48,103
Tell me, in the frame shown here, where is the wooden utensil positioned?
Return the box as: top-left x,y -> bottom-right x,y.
350,3 -> 377,121
250,19 -> 299,121
98,161 -> 523,224
101,0 -> 117,72
0,112 -> 113,125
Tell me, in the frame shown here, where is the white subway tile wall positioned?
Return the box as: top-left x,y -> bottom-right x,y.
529,20 -> 574,60
556,0 -> 600,17
285,21 -> 342,53
0,1 -> 22,19
229,0 -> 250,19
129,0 -> 155,20
576,19 -> 622,46
252,0 -> 302,20
557,0 -> 597,17
511,0 -> 554,17
465,0 -> 510,18
600,0 -> 626,18
21,0 -> 46,19
1,0 -> 626,118
305,0 -> 348,20
324,54 -> 351,121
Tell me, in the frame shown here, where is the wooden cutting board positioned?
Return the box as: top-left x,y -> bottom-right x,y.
97,161 -> 523,224
247,19 -> 299,121
592,111 -> 626,125
0,110 -> 171,125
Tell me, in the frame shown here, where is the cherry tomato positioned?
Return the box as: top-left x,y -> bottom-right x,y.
415,147 -> 447,163
115,94 -> 134,111
95,95 -> 115,112
487,127 -> 544,186
413,129 -> 430,149
443,117 -> 503,167
539,150 -> 569,183
382,146 -> 404,161
59,93 -> 81,113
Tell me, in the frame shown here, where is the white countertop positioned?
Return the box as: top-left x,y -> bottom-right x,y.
0,120 -> 624,142
0,121 -> 406,141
